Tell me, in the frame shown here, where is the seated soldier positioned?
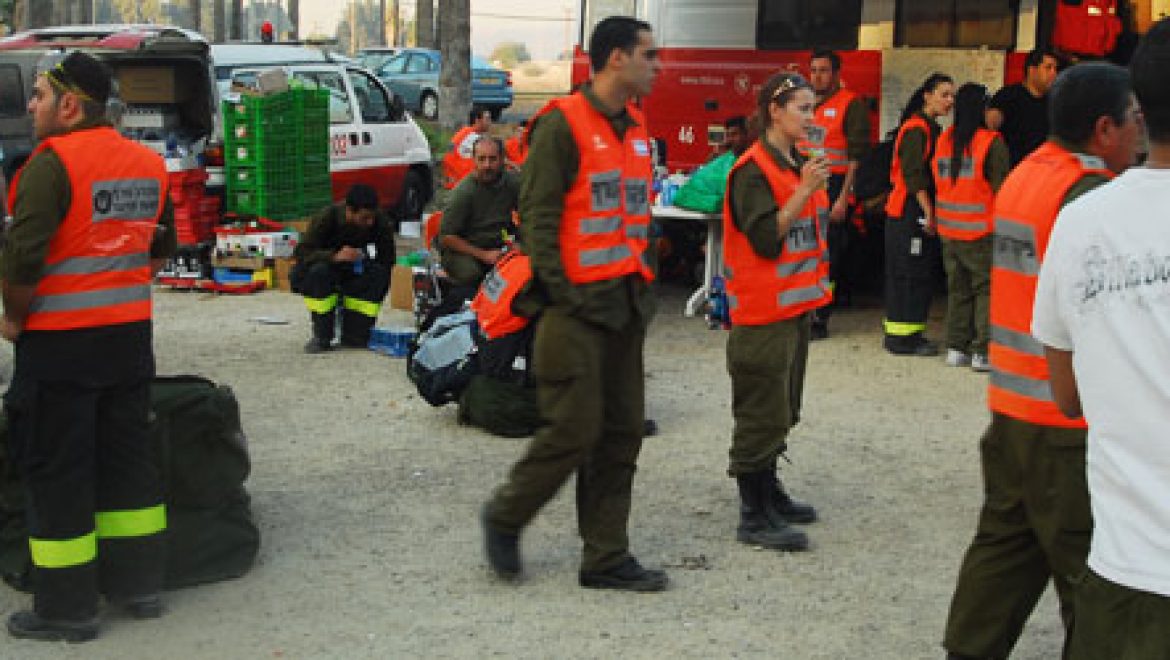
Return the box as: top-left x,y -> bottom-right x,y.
437,136 -> 519,292
291,184 -> 396,353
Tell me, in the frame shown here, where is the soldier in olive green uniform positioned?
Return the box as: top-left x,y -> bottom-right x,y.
723,74 -> 826,553
481,16 -> 668,592
437,137 -> 519,291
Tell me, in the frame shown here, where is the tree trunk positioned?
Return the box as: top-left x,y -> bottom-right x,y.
377,0 -> 386,46
288,0 -> 299,40
437,0 -> 470,131
26,0 -> 52,28
187,0 -> 201,31
229,0 -> 243,40
416,0 -> 434,49
213,0 -> 226,41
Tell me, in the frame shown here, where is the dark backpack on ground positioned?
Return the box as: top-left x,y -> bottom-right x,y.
0,375 -> 260,592
407,308 -> 480,406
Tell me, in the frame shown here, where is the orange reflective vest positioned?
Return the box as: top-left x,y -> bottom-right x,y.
471,250 -> 533,340
505,135 -> 527,167
932,127 -> 998,241
1053,0 -> 1121,57
9,127 -> 166,332
800,88 -> 858,175
885,114 -> 934,218
535,92 -> 654,285
988,142 -> 1111,428
722,142 -> 831,326
441,126 -> 481,189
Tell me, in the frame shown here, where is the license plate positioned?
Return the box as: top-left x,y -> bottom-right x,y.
476,77 -> 497,86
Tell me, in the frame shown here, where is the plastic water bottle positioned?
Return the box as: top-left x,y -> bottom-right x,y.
707,275 -> 731,330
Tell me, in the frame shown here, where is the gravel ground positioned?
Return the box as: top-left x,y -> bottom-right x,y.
0,278 -> 1065,659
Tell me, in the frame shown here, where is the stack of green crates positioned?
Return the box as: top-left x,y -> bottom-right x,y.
224,87 -> 331,221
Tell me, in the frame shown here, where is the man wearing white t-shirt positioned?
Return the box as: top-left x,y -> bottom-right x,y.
1033,19 -> 1170,658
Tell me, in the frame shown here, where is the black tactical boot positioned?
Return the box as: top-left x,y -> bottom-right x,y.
767,471 -> 818,524
306,310 -> 335,353
481,504 -> 521,580
7,610 -> 99,643
579,556 -> 668,592
735,473 -> 808,551
113,594 -> 164,620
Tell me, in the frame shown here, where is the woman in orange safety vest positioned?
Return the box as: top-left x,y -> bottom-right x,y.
722,72 -> 831,554
931,83 -> 1011,372
883,72 -> 954,356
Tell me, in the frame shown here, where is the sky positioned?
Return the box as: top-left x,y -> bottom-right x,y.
300,0 -> 580,60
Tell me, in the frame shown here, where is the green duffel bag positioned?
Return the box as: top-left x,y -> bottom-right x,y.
0,375 -> 260,592
458,374 -> 542,438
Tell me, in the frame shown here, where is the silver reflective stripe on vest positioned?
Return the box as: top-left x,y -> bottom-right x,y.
937,217 -> 989,232
43,252 -> 151,277
936,157 -> 975,180
937,200 -> 987,215
624,178 -> 650,216
626,224 -> 649,240
30,284 -> 151,313
777,257 -> 819,278
91,179 -> 162,222
779,285 -> 824,307
991,324 -> 1045,357
580,216 -> 622,235
990,369 -> 1054,402
994,218 -> 1039,276
481,268 -> 507,303
579,244 -> 633,267
589,169 -> 622,212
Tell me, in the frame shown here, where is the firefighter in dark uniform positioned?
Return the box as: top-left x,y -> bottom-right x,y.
723,72 -> 827,552
883,73 -> 954,356
2,51 -> 176,642
480,16 -> 669,592
804,49 -> 870,339
942,63 -> 1136,660
291,184 -> 394,353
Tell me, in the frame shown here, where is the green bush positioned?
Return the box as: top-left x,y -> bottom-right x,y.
417,119 -> 454,158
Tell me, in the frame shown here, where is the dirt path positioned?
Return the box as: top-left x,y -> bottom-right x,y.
0,283 -> 1064,659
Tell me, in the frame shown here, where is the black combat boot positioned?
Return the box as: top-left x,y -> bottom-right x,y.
305,311 -> 336,353
735,473 -> 808,551
766,471 -> 818,524
480,504 -> 521,580
7,610 -> 99,643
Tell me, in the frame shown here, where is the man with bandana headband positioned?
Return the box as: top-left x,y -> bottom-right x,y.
1,50 -> 176,642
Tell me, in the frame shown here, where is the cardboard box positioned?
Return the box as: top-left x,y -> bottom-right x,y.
285,219 -> 311,235
212,254 -> 268,270
273,257 -> 295,292
390,264 -> 414,311
117,67 -> 182,104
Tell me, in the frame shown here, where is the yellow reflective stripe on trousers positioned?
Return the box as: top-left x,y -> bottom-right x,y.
343,296 -> 381,319
883,319 -> 926,336
29,531 -> 97,569
95,504 -> 167,539
304,293 -> 339,314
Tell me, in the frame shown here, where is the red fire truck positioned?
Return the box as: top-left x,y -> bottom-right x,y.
572,0 -> 1135,172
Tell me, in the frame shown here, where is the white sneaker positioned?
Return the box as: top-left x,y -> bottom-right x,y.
970,353 -> 990,372
945,349 -> 970,367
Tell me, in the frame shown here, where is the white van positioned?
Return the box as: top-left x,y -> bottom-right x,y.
209,44 -> 433,220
